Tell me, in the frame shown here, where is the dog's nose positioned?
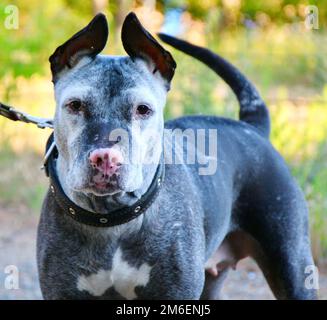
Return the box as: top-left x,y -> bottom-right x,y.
89,148 -> 123,176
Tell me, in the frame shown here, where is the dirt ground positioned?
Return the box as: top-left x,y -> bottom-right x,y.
0,206 -> 326,300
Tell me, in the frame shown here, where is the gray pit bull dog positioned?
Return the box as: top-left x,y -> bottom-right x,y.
37,12 -> 317,299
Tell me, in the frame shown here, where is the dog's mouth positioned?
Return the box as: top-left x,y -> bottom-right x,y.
87,174 -> 122,196
82,180 -> 121,196
91,183 -> 121,196
74,185 -> 122,197
71,166 -> 137,197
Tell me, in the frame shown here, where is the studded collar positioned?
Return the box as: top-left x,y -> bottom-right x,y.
44,133 -> 165,228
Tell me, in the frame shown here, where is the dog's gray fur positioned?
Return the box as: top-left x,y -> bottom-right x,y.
37,13 -> 317,299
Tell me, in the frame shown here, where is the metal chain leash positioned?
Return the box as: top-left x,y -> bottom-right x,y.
0,101 -> 55,171
0,102 -> 53,129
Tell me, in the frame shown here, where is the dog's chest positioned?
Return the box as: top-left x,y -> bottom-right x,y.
76,247 -> 152,299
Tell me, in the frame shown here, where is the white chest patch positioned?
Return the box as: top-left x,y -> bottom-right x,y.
77,248 -> 152,299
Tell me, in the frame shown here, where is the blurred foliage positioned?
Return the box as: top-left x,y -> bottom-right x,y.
0,0 -> 88,98
163,0 -> 327,27
0,1 -> 326,264
0,0 -> 326,91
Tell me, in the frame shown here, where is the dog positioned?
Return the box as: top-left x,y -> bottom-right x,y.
37,12 -> 317,299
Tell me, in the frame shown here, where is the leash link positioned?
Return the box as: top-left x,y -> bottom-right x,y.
0,102 -> 53,129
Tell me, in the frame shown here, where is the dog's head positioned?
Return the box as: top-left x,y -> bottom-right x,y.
50,13 -> 175,196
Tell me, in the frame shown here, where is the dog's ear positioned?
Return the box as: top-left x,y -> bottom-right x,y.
121,12 -> 176,87
49,13 -> 108,82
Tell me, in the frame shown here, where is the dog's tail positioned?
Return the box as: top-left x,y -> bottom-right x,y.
158,34 -> 270,138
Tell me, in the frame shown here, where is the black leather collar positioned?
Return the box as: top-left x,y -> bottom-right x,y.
44,133 -> 165,228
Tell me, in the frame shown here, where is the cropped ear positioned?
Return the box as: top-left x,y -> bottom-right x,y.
121,12 -> 176,86
49,13 -> 108,82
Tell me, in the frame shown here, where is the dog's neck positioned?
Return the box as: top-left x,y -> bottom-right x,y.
56,156 -> 158,215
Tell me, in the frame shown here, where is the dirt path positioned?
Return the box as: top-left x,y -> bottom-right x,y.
0,209 -> 41,299
0,207 -> 326,300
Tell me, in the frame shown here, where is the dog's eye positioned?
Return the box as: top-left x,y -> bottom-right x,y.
66,100 -> 83,113
136,104 -> 152,117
